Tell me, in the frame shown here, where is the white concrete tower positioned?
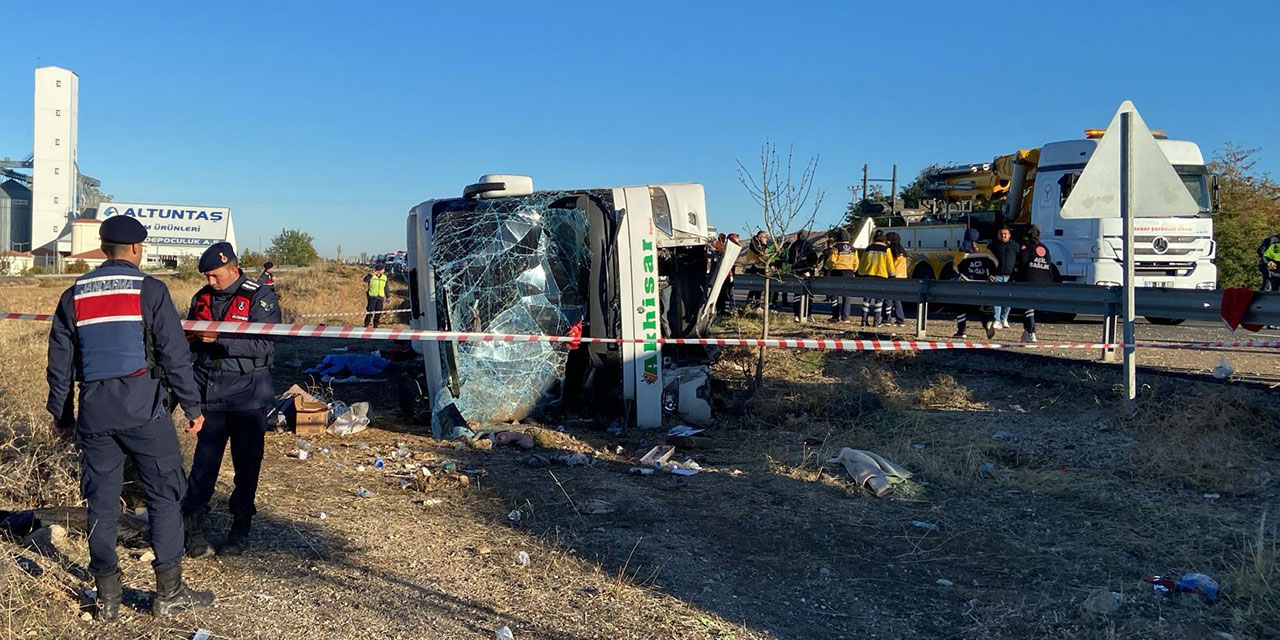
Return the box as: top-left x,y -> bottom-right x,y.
32,66 -> 79,250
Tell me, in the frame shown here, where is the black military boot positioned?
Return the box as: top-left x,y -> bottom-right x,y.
95,571 -> 123,621
151,565 -> 214,616
184,512 -> 214,559
219,515 -> 251,556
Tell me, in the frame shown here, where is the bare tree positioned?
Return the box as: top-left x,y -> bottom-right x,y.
736,139 -> 824,391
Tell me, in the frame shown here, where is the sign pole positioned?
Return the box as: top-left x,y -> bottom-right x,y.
1120,111 -> 1136,400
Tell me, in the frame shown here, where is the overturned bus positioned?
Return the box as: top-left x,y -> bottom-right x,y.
404,174 -> 739,434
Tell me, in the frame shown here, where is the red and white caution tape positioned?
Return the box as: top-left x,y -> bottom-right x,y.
287,308 -> 409,319
4,311 -> 1279,352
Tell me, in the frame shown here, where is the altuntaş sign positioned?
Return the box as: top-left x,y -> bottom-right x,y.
99,203 -> 232,247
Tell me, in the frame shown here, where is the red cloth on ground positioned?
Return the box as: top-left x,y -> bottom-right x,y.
1221,287 -> 1263,332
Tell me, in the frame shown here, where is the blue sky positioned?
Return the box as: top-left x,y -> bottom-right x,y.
2,0 -> 1276,256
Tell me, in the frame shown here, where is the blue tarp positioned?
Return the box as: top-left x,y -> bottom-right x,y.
306,354 -> 391,378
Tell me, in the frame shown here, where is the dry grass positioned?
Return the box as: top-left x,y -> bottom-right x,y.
1118,385 -> 1279,494
918,373 -> 980,409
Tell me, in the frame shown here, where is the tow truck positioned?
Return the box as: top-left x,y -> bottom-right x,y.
403,174 -> 738,433
874,130 -> 1219,323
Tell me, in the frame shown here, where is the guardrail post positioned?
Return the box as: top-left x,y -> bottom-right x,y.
1101,302 -> 1118,363
915,280 -> 929,340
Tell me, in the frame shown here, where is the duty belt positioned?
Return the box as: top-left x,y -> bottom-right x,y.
205,354 -> 273,374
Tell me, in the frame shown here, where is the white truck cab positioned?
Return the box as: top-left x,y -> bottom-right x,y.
404,175 -> 738,434
1033,137 -> 1216,290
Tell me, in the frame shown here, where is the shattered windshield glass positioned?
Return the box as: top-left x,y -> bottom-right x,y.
429,193 -> 591,424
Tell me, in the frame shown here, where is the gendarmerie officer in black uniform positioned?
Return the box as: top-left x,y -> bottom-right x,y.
182,242 -> 282,558
46,215 -> 215,620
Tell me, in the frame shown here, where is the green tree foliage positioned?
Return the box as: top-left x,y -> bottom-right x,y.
239,249 -> 268,268
63,260 -> 91,274
1209,144 -> 1280,289
843,185 -> 885,225
899,164 -> 941,208
267,228 -> 319,267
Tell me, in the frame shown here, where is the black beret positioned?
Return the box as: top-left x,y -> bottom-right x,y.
99,216 -> 148,244
198,242 -> 237,273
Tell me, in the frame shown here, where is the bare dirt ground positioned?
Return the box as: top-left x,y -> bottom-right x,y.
2,271 -> 1278,640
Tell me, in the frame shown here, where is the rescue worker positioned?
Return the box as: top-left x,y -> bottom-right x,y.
787,229 -> 820,322
182,242 -> 282,558
258,261 -> 276,287
46,216 -> 215,619
744,231 -> 770,307
822,227 -> 859,323
858,230 -> 894,326
988,226 -> 1019,329
1258,234 -> 1280,291
363,262 -> 389,327
883,232 -> 908,326
953,228 -> 998,340
1015,224 -> 1054,343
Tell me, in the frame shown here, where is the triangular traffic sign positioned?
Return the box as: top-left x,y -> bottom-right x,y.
1060,100 -> 1202,219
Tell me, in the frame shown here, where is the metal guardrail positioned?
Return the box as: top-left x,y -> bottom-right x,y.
733,274 -> 1280,359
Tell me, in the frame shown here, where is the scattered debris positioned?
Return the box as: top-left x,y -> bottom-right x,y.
913,443 -> 927,451
476,545 -> 492,555
1212,356 -> 1235,380
520,454 -> 550,469
639,445 -> 676,467
496,626 -> 515,640
910,521 -> 940,532
192,630 -> 213,640
492,431 -> 535,450
515,551 -> 530,566
1203,493 -> 1221,500
668,425 -> 704,437
329,401 -> 371,436
1176,573 -> 1220,603
355,487 -> 375,498
1143,573 -> 1218,602
1082,588 -> 1122,614
421,498 -> 445,506
21,524 -> 67,556
628,467 -> 655,476
993,430 -> 1014,440
507,509 -> 522,523
561,452 -> 595,467
826,448 -> 912,497
316,512 -> 328,520
581,499 -> 617,515
819,567 -> 831,575
446,426 -> 477,441
979,462 -> 997,473
936,579 -> 953,587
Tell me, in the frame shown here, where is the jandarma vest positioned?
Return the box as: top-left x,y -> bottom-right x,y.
191,279 -> 259,323
72,266 -> 150,382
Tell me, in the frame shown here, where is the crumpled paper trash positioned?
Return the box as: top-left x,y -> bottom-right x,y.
827,448 -> 912,497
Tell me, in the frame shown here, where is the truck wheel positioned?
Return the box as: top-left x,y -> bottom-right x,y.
1144,317 -> 1185,326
